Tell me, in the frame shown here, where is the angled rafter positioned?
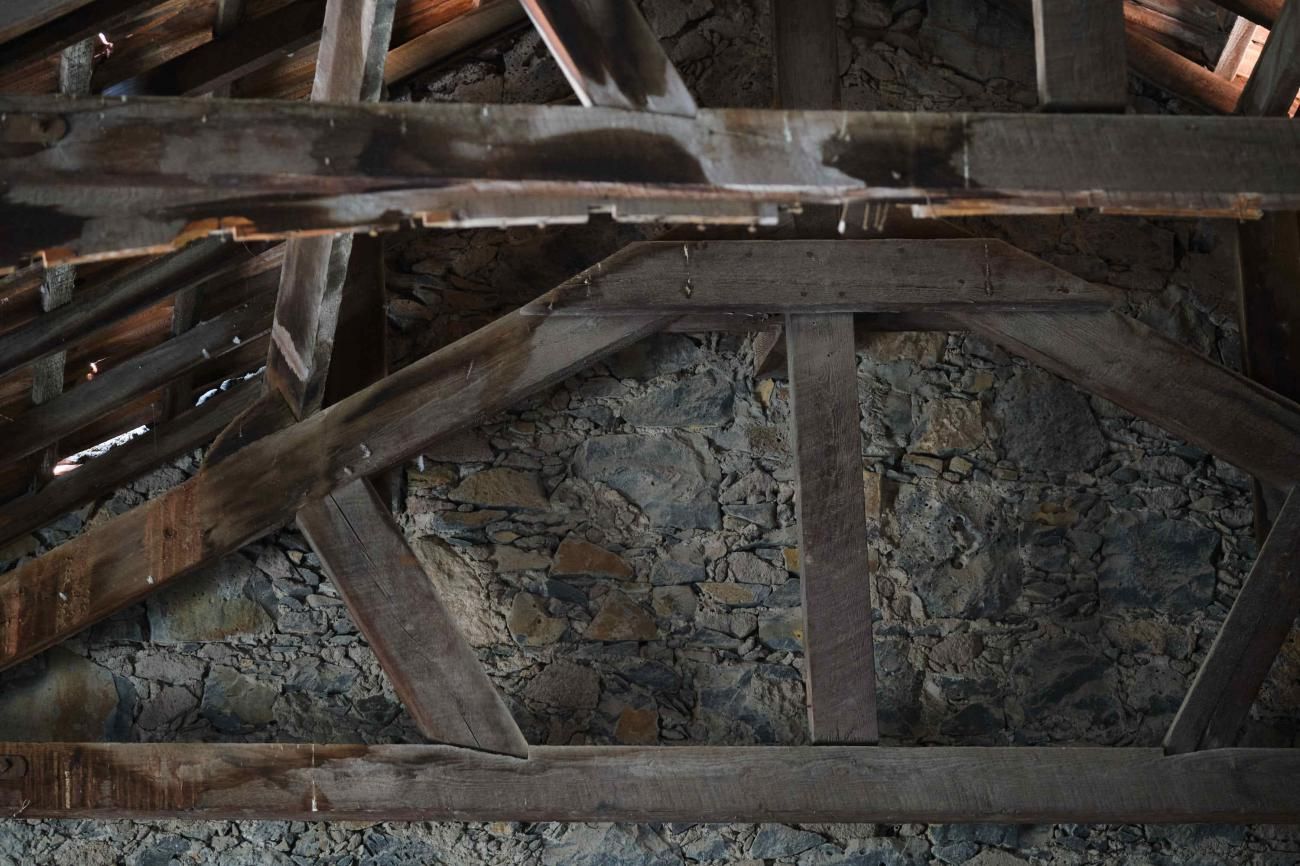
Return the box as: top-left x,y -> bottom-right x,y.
520,0 -> 696,115
6,99 -> 1300,268
0,385 -> 259,548
1237,0 -> 1300,116
298,479 -> 528,757
266,0 -> 397,419
1215,17 -> 1259,80
0,0 -> 154,74
1218,0 -> 1284,27
1165,488 -> 1300,753
0,299 -> 667,671
2,743 -> 1300,822
522,239 -> 1116,316
384,0 -> 528,86
964,310 -> 1300,489
1032,0 -> 1128,110
0,290 -> 275,468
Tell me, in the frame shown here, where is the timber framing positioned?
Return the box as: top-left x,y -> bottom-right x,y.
0,0 -> 1297,831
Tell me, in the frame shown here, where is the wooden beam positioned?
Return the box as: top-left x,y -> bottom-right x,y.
384,0 -> 528,85
520,0 -> 696,115
0,385 -> 259,548
522,240 -> 1115,316
6,99 -> 1300,269
0,292 -> 275,468
266,0 -> 396,420
0,301 -> 667,670
1215,17 -> 1258,80
298,479 -> 528,756
1124,27 -> 1243,113
104,0 -> 326,97
786,314 -> 879,744
0,0 -> 154,75
1217,0 -> 1283,28
1,743 -> 1300,822
1165,488 -> 1300,753
1238,0 -> 1300,116
0,238 -> 260,382
1032,0 -> 1128,110
0,1 -> 96,46
964,310 -> 1300,489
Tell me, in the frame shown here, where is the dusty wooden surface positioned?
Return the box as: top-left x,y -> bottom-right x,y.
1165,488 -> 1300,753
0,743 -> 1299,822
525,240 -> 1115,316
1238,0 -> 1300,116
786,313 -> 879,744
298,479 -> 528,756
1032,0 -> 1128,109
4,99 -> 1300,268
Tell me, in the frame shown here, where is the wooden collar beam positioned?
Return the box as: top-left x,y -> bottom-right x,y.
4,98 -> 1300,269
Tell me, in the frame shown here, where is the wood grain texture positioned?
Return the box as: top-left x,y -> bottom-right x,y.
1238,0 -> 1300,116
0,384 -> 259,548
0,0 -> 97,46
1,743 -> 1300,822
1124,27 -> 1243,113
0,0 -> 155,74
0,302 -> 667,670
774,0 -> 839,111
4,98 -> 1300,268
786,314 -> 878,744
298,479 -> 527,756
966,310 -> 1300,488
0,238 -> 256,381
520,0 -> 696,115
0,292 -> 274,467
1032,0 -> 1128,109
1165,488 -> 1300,753
384,0 -> 528,85
1215,17 -> 1257,80
524,239 -> 1116,316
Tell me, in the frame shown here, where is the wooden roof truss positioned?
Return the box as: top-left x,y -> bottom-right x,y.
0,0 -> 1297,823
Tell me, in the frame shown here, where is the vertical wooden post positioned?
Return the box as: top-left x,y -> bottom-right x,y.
1032,0 -> 1128,110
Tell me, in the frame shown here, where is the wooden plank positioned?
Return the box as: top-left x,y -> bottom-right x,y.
0,0 -> 156,75
1215,17 -> 1258,80
1165,488 -> 1300,753
0,1 -> 96,46
1,743 -> 1300,822
522,240 -> 1116,316
0,302 -> 667,670
0,292 -> 274,467
298,480 -> 528,756
266,0 -> 396,419
107,0 -> 326,96
1237,0 -> 1300,116
1124,27 -> 1243,113
1217,0 -> 1283,27
774,0 -> 839,110
0,385 -> 258,548
0,238 -> 258,381
384,0 -> 528,85
964,310 -> 1300,489
6,100 -> 1300,268
786,314 -> 878,744
519,0 -> 696,115
214,0 -> 244,38
1032,0 -> 1128,110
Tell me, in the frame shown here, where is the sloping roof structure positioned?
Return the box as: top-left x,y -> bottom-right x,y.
0,0 -> 1297,824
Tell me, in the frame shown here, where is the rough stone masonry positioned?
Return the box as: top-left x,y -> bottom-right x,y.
0,0 -> 1298,863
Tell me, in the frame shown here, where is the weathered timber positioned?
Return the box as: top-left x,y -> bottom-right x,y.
1217,0 -> 1283,27
0,238 -> 259,381
0,385 -> 259,547
1032,0 -> 1128,109
786,314 -> 879,744
965,310 -> 1300,488
0,744 -> 1299,822
520,0 -> 696,115
4,99 -> 1300,268
774,0 -> 839,110
105,0 -> 326,97
1165,488 -> 1300,753
298,479 -> 528,756
0,292 -> 274,467
321,234 -> 387,408
1124,28 -> 1242,113
266,0 -> 396,419
1238,0 -> 1300,116
0,1 -> 96,46
522,240 -> 1115,316
1215,17 -> 1258,80
384,0 -> 528,85
0,301 -> 668,670
0,0 -> 154,74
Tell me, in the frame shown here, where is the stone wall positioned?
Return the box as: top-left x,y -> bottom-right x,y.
1,1 -> 1299,863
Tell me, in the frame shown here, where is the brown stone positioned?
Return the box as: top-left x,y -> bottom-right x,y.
614,706 -> 659,745
493,545 -> 552,572
914,398 -> 985,456
508,592 -> 567,647
863,470 -> 883,521
421,429 -> 495,463
449,468 -> 549,510
0,647 -> 127,741
585,591 -> 658,642
551,537 -> 633,579
412,537 -> 509,648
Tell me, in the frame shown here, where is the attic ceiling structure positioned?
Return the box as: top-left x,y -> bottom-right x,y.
0,0 -> 1296,825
